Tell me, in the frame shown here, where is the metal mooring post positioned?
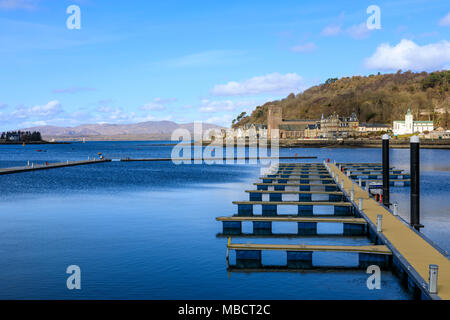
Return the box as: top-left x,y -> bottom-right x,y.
382,134 -> 390,207
393,202 -> 398,216
410,136 -> 423,231
428,264 -> 438,294
377,214 -> 382,232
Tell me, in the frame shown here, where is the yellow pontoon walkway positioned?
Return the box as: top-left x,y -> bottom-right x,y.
328,163 -> 450,300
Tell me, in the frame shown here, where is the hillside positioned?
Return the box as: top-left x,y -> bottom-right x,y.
22,121 -> 223,140
233,70 -> 450,129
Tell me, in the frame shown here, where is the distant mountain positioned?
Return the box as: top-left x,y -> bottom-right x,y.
21,121 -> 225,140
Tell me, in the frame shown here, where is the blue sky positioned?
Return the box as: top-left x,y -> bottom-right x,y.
0,0 -> 449,130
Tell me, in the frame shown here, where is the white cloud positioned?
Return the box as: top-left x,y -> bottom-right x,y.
211,73 -> 304,96
81,108 -> 174,125
204,114 -> 233,127
199,100 -> 237,113
0,99 -> 182,130
97,106 -> 119,113
140,102 -> 166,111
321,25 -> 342,36
346,23 -> 371,40
322,22 -> 372,39
365,39 -> 450,71
95,106 -> 136,122
0,0 -> 36,10
0,102 -> 7,109
18,120 -> 47,127
12,100 -> 62,119
439,12 -> 450,26
153,97 -> 177,104
133,115 -> 173,122
140,97 -> 177,111
291,42 -> 317,53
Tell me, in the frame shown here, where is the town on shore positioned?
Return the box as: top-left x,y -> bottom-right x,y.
224,71 -> 449,147
219,105 -> 450,148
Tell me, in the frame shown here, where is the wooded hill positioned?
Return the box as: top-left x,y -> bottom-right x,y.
233,70 -> 450,129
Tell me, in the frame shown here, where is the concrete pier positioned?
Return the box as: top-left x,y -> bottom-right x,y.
0,159 -> 110,175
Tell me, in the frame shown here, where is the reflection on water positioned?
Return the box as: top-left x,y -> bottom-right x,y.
0,142 -> 448,299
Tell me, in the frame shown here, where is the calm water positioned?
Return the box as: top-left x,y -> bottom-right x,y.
0,141 -> 448,299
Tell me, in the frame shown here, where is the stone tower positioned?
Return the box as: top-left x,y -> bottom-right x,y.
267,104 -> 282,138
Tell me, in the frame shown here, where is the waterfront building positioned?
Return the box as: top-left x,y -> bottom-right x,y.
319,112 -> 359,138
267,105 -> 363,139
393,108 -> 434,135
426,127 -> 450,139
303,123 -> 322,138
224,123 -> 267,139
242,123 -> 267,138
267,105 -> 317,139
228,124 -> 267,139
358,123 -> 392,133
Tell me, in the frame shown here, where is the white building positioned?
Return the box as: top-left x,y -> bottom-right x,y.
393,109 -> 434,135
230,124 -> 267,139
8,133 -> 20,141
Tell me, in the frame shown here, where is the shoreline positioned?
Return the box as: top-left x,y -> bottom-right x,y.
0,141 -> 70,145
5,139 -> 449,149
201,139 -> 450,149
